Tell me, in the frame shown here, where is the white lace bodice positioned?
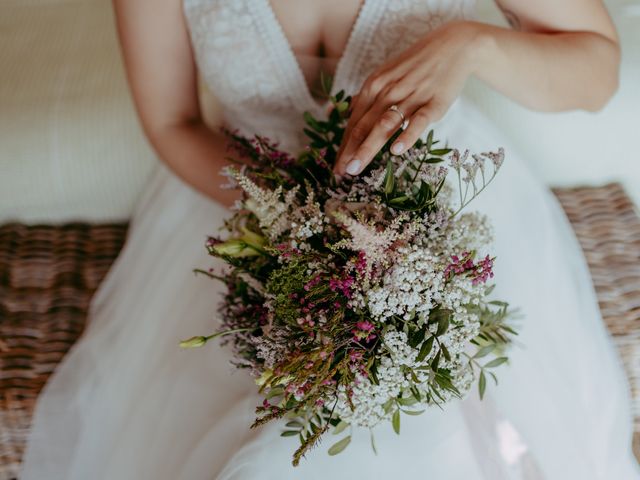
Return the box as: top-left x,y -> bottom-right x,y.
183,0 -> 476,150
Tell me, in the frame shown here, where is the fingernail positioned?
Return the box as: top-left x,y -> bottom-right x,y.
346,159 -> 362,175
391,142 -> 404,155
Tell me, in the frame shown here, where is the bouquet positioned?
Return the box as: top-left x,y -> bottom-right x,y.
181,91 -> 517,466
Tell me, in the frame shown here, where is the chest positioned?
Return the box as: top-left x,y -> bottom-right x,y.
183,0 -> 475,124
268,0 -> 363,60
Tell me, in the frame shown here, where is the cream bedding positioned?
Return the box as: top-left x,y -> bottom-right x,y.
0,0 -> 157,223
0,0 -> 638,223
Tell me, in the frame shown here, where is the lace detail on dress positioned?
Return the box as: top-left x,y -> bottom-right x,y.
350,0 -> 476,92
182,0 -> 476,150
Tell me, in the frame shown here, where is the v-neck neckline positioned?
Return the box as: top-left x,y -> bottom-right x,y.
255,0 -> 382,113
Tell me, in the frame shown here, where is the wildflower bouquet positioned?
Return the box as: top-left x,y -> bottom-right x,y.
182,92 -> 516,466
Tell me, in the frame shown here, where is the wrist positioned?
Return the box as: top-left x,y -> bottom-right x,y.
460,21 -> 496,76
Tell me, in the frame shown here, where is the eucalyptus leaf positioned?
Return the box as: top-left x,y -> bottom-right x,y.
392,410 -> 401,434
333,421 -> 349,435
401,409 -> 426,416
484,357 -> 509,369
328,435 -> 352,456
479,370 -> 487,400
474,345 -> 495,359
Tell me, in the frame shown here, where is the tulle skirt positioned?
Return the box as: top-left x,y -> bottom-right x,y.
21,100 -> 640,479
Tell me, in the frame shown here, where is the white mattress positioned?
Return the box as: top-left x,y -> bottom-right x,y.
0,0 -> 638,223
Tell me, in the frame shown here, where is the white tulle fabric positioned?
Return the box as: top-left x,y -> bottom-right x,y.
21,0 -> 640,479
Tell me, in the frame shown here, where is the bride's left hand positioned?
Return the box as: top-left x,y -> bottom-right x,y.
334,20 -> 481,176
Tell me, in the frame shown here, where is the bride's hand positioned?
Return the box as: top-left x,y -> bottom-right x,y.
334,20 -> 481,176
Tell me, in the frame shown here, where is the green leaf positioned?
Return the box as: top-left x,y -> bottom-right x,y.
473,345 -> 495,359
396,396 -> 418,407
388,195 -> 410,205
266,387 -> 285,399
484,357 -> 508,369
479,370 -> 487,400
336,101 -> 349,113
392,410 -> 401,434
441,344 -> 451,362
303,111 -> 324,132
383,160 -> 395,195
489,300 -> 509,307
333,421 -> 349,435
401,409 -> 426,416
431,350 -> 441,372
285,420 -> 303,429
328,435 -> 352,456
424,157 -> 444,164
408,327 -> 425,348
410,385 -> 422,401
426,130 -> 434,150
320,72 -> 333,96
370,430 -> 378,455
281,430 -> 299,437
369,361 -> 380,385
303,128 -> 325,144
436,310 -> 451,336
416,336 -> 435,362
430,148 -> 452,155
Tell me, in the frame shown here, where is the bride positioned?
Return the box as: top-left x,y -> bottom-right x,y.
21,0 -> 640,478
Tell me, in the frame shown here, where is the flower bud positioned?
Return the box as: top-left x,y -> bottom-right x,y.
211,228 -> 266,258
255,368 -> 274,387
212,239 -> 259,258
179,336 -> 207,348
240,227 -> 266,248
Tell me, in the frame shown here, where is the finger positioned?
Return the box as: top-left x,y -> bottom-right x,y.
336,71 -> 397,157
334,101 -> 390,175
390,100 -> 448,155
335,82 -> 411,174
345,101 -> 422,175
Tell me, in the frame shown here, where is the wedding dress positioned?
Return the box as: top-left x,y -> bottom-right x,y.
21,0 -> 640,479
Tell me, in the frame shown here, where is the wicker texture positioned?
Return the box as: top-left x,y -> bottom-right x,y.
0,184 -> 639,479
553,184 -> 640,460
0,223 -> 128,479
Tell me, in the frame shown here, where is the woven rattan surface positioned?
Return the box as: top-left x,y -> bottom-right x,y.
0,223 -> 128,479
0,183 -> 639,478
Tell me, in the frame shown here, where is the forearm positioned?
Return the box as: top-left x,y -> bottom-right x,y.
148,121 -> 240,207
468,21 -> 620,112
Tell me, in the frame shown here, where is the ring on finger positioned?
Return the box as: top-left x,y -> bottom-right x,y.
388,105 -> 410,131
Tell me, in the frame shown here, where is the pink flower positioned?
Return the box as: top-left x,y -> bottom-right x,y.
445,252 -> 495,286
329,275 -> 355,299
352,320 -> 376,343
355,251 -> 367,275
